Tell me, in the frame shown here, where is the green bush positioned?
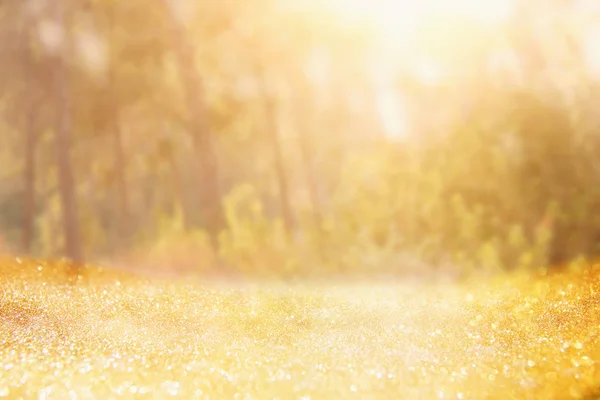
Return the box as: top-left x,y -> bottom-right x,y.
108,90 -> 600,280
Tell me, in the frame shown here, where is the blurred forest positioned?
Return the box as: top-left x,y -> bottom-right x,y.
1,0 -> 600,280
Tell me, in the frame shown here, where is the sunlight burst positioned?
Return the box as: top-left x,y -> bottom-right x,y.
583,26 -> 600,78
317,0 -> 515,140
324,0 -> 514,42
321,0 -> 515,80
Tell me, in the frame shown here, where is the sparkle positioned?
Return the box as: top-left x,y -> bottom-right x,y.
1,258 -> 600,398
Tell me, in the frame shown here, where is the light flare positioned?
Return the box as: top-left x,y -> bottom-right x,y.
583,26 -> 600,79
311,0 -> 514,141
323,0 -> 514,47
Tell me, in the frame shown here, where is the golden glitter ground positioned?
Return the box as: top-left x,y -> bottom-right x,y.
1,257 -> 600,399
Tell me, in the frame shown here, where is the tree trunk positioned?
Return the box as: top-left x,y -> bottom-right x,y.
22,101 -> 37,254
160,0 -> 225,239
112,114 -> 131,240
107,3 -> 131,243
159,121 -> 191,230
53,2 -> 83,264
258,68 -> 295,239
168,154 -> 190,230
294,80 -> 323,230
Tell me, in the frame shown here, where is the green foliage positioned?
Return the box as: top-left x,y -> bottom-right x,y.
3,0 -> 600,280
130,206 -> 217,275
219,184 -> 299,277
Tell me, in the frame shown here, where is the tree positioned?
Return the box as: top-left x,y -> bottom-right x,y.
52,1 -> 83,264
22,98 -> 39,253
256,64 -> 295,239
160,0 -> 225,239
105,2 -> 131,242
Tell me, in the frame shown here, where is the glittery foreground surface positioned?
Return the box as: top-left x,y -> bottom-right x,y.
1,258 -> 599,399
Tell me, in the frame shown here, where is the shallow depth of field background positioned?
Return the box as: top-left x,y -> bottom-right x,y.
1,0 -> 600,280
5,2 -> 600,399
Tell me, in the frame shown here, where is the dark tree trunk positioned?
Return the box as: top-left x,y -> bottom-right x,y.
22,101 -> 37,253
53,2 -> 83,264
160,0 -> 224,238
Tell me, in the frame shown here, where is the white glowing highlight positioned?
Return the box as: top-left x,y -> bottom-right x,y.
377,89 -> 409,141
38,20 -> 64,53
77,32 -> 107,75
583,26 -> 600,79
